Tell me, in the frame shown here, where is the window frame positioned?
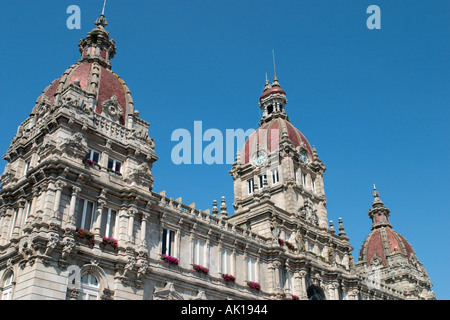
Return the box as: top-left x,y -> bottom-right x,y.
161,228 -> 176,257
248,179 -> 255,195
193,238 -> 206,266
221,248 -> 232,275
86,149 -> 101,164
100,207 -> 117,238
272,168 -> 279,185
78,198 -> 96,231
107,158 -> 122,174
258,174 -> 267,189
247,257 -> 258,282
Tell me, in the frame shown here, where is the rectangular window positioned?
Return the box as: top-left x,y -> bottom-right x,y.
272,168 -> 279,184
311,178 -> 316,192
107,158 -> 122,173
247,257 -> 257,282
9,210 -> 18,238
100,207 -> 117,238
259,174 -> 267,189
280,269 -> 293,292
248,179 -> 255,195
86,150 -> 101,164
24,161 -> 30,176
221,249 -> 232,274
162,228 -> 176,256
301,173 -> 307,187
76,198 -> 96,231
193,238 -> 206,266
294,168 -> 298,183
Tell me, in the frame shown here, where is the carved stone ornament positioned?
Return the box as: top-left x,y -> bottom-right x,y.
59,132 -> 89,159
101,95 -> 124,122
153,282 -> 184,300
370,254 -> 383,267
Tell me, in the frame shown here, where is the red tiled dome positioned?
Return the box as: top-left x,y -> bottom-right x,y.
259,86 -> 286,101
33,15 -> 132,126
35,61 -> 132,126
359,227 -> 415,268
241,117 -> 313,165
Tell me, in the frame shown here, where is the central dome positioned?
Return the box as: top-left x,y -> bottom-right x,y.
241,117 -> 314,165
32,14 -> 133,126
241,76 -> 314,165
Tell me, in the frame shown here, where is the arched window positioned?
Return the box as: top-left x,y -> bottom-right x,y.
79,273 -> 99,300
1,272 -> 14,300
307,286 -> 326,300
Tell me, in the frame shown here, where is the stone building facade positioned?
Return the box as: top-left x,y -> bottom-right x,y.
0,14 -> 435,300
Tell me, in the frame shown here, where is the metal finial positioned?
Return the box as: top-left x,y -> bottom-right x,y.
102,0 -> 107,16
272,49 -> 277,78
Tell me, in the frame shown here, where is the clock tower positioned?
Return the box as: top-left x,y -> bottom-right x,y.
228,76 -> 329,239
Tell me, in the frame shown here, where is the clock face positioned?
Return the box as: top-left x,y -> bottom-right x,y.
256,154 -> 266,165
300,152 -> 307,163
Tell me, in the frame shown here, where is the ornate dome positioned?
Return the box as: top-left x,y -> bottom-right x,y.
241,116 -> 314,165
241,76 -> 314,165
358,187 -> 418,268
32,14 -> 133,126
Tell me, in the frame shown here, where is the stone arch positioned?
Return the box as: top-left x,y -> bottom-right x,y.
78,262 -> 113,300
0,268 -> 16,300
307,285 -> 326,300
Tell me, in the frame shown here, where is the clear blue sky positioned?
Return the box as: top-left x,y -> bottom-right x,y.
0,1 -> 448,299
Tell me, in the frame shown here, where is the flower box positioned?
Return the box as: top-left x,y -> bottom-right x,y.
161,254 -> 179,265
101,236 -> 118,251
83,158 -> 101,170
285,241 -> 296,251
75,228 -> 95,247
221,274 -> 236,283
246,281 -> 261,291
193,264 -> 209,274
106,167 -> 122,176
292,294 -> 300,300
278,238 -> 285,246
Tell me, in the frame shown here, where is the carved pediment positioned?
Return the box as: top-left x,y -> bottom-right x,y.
101,96 -> 124,122
153,282 -> 184,300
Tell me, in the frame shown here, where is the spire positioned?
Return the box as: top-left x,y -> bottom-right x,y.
368,185 -> 392,230
78,7 -> 117,69
372,184 -> 384,208
95,0 -> 108,27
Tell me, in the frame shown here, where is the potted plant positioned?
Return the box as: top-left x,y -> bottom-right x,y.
83,158 -> 101,170
246,280 -> 261,291
193,264 -> 209,274
221,273 -> 236,283
161,254 -> 179,265
101,236 -> 118,251
75,228 -> 95,248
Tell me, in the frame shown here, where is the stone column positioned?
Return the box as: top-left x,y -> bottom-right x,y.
53,181 -> 66,218
140,212 -> 148,248
93,190 -> 107,236
298,270 -> 308,300
67,186 -> 81,229
12,199 -> 26,238
127,208 -> 136,244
